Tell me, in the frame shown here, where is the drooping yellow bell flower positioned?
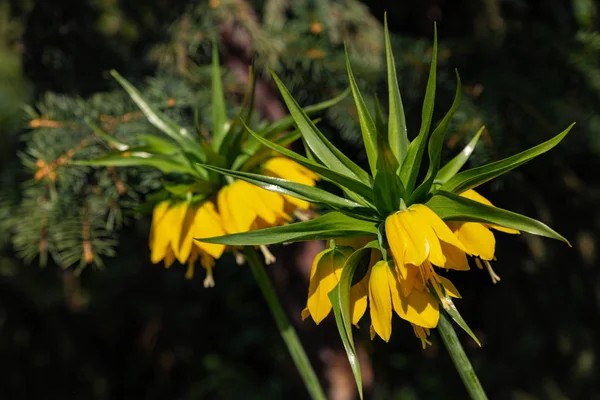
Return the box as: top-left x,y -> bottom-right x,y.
367,260 -> 440,342
446,189 -> 520,283
383,204 -> 471,344
149,200 -> 226,287
301,237 -> 379,326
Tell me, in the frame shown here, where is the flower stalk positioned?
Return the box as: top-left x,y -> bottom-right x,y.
437,311 -> 487,400
244,247 -> 326,400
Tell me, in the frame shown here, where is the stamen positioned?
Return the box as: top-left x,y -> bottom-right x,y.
185,262 -> 195,280
235,251 -> 245,265
484,260 -> 501,284
474,257 -> 484,270
293,209 -> 312,221
412,324 -> 432,348
203,266 -> 215,288
260,245 -> 276,264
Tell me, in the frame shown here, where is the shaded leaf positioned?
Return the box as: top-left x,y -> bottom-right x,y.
436,125 -> 484,184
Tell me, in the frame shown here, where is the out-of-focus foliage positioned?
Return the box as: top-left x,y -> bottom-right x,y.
0,0 -> 599,399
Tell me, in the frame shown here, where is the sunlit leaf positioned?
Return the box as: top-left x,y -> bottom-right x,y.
271,69 -> 372,185
211,44 -> 228,152
345,45 -> 377,176
399,24 -> 438,194
426,190 -> 570,244
244,123 -> 374,201
440,123 -> 575,194
201,164 -> 370,214
435,125 -> 484,184
384,14 -> 409,166
409,70 -> 462,203
196,211 -> 379,246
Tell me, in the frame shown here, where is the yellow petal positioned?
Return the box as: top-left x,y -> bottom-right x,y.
389,269 -> 439,329
164,246 -> 175,269
450,221 -> 495,261
263,157 -> 319,186
217,182 -> 257,233
438,275 -> 461,298
350,267 -> 369,326
306,247 -> 351,324
412,204 -> 468,256
394,262 -> 418,297
193,200 -> 226,259
368,261 -> 393,342
149,201 -> 170,247
176,203 -> 198,264
459,190 -> 520,234
440,241 -> 470,271
490,224 -> 520,235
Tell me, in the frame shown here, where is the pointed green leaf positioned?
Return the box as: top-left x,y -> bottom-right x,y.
436,125 -> 484,184
211,44 -> 228,152
384,14 -> 409,166
244,123 -> 374,201
73,151 -> 199,176
135,134 -> 180,155
372,133 -> 404,216
409,70 -> 462,203
440,123 -> 575,194
400,24 -> 438,194
110,70 -> 201,152
345,45 -> 377,176
329,247 -> 372,400
259,88 -> 350,139
271,70 -> 372,185
200,164 -> 369,214
426,190 -> 571,244
197,212 -> 379,245
84,117 -> 128,151
441,305 -> 481,347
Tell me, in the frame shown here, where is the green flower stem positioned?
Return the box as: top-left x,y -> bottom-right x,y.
438,311 -> 488,400
244,247 -> 326,400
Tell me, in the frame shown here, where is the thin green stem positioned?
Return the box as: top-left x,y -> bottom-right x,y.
438,311 -> 488,400
244,247 -> 327,400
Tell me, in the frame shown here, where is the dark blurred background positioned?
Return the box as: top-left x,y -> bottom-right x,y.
0,0 -> 599,399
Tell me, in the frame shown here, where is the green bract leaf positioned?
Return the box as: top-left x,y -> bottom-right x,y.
84,117 -> 128,151
211,44 -> 227,152
384,14 -> 409,166
196,212 -> 379,246
135,134 -> 180,155
426,191 -> 571,245
373,121 -> 404,216
200,164 -> 369,214
244,123 -> 374,201
110,70 -> 204,159
400,24 -> 438,194
259,88 -> 351,139
440,123 -> 575,194
271,70 -> 372,185
73,151 -> 198,176
329,247 -> 372,400
435,125 -> 484,184
345,45 -> 377,176
409,70 -> 462,203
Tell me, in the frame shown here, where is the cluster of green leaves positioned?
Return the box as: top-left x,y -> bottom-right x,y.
80,45 -> 348,206
198,18 -> 574,398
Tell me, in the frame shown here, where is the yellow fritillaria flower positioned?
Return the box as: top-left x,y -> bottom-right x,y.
382,204 -> 472,345
446,190 -> 520,283
149,200 -> 226,287
301,238 -> 379,326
